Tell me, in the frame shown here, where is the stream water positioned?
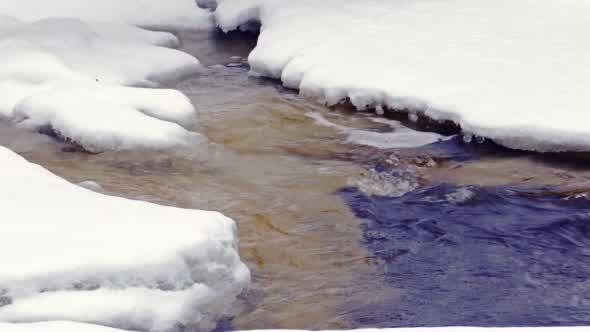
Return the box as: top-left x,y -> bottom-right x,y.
2,30 -> 590,330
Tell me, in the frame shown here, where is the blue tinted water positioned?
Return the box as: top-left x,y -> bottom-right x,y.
341,182 -> 590,327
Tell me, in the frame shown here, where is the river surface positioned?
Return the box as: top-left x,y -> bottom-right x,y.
2,30 -> 590,330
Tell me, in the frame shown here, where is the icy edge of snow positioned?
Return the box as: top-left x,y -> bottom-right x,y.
0,0 -> 214,31
0,322 -> 137,332
215,0 -> 590,153
12,84 -> 200,153
0,16 -> 203,151
0,146 -> 250,331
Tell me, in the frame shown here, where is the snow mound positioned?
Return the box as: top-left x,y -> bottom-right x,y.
0,0 -> 213,30
216,0 -> 590,152
13,84 -> 199,152
0,17 -> 200,88
0,322 -> 133,332
0,17 -> 201,151
0,147 -> 250,331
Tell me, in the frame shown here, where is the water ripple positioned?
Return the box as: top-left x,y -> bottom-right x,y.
341,183 -> 590,327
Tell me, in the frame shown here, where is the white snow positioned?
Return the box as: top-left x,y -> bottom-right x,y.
0,147 -> 250,331
0,0 -> 213,30
216,0 -> 590,152
0,17 -> 196,86
0,322 -> 134,332
0,16 -> 203,151
0,2 -> 249,331
13,84 -> 201,152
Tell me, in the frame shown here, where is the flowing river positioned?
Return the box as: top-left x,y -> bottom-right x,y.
2,30 -> 590,330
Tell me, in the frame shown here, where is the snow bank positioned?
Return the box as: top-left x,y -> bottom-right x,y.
0,16 -> 202,151
215,0 -> 590,152
13,84 -> 199,152
0,0 -> 213,30
0,322 -> 133,332
0,147 -> 250,331
0,17 -> 200,88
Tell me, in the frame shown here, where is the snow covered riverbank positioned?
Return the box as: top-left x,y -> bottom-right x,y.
0,1 -> 250,331
0,0 -> 213,30
0,1 -> 210,151
0,146 -> 249,331
0,322 -> 132,332
215,0 -> 590,153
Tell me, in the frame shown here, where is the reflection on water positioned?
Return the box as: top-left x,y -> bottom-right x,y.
341,182 -> 590,327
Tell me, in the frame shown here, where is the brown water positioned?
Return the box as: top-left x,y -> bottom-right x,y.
3,30 -> 589,330
428,153 -> 590,189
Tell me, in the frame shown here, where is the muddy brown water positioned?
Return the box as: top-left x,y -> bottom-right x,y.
2,30 -> 590,330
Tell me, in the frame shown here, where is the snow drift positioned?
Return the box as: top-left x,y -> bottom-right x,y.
0,16 -> 202,151
0,322 -> 134,332
0,146 -> 250,331
0,2 -> 249,331
0,0 -> 213,30
215,0 -> 590,152
12,84 -> 199,152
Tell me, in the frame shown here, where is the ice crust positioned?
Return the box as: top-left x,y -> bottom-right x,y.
216,0 -> 590,152
0,147 -> 250,331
